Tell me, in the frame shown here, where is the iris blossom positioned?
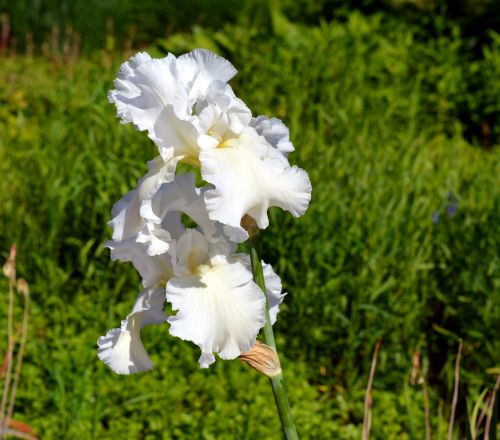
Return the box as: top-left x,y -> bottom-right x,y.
108,49 -> 311,241
98,174 -> 285,373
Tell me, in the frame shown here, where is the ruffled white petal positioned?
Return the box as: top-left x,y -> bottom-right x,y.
173,229 -> 210,277
262,262 -> 286,324
173,227 -> 238,273
149,105 -> 200,164
222,224 -> 249,243
166,253 -> 266,368
97,287 -> 166,374
198,352 -> 216,368
235,255 -> 286,325
109,188 -> 142,242
196,82 -> 252,136
114,52 -> 152,78
138,155 -> 181,199
196,103 -> 228,141
201,127 -> 312,231
109,53 -> 189,131
136,223 -> 174,256
208,228 -> 238,258
250,115 -> 294,155
107,239 -> 173,287
110,170 -> 220,260
140,173 -> 218,242
109,155 -> 179,242
176,49 -> 237,104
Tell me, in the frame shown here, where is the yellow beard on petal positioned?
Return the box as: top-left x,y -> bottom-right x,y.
180,154 -> 201,167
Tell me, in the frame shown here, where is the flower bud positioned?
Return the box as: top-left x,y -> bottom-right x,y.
2,261 -> 14,278
17,278 -> 30,297
2,244 -> 16,279
239,341 -> 282,378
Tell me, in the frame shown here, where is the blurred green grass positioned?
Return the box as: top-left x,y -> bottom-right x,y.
0,10 -> 499,439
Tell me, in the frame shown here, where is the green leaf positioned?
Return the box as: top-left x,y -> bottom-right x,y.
488,389 -> 498,440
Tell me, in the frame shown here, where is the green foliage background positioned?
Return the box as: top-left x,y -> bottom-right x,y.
0,2 -> 499,439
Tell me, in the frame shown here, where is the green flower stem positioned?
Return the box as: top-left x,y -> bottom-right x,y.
249,243 -> 299,440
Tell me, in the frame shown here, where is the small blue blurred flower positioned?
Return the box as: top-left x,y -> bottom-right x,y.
446,191 -> 459,217
432,212 -> 439,224
447,202 -> 458,217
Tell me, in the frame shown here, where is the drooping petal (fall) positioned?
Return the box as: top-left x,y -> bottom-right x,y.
97,287 -> 166,374
201,127 -> 311,233
166,230 -> 266,367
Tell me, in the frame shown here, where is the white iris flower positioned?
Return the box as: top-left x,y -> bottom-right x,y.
108,49 -> 311,241
98,174 -> 285,373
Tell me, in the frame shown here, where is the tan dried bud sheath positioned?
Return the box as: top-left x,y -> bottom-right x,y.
241,214 -> 259,239
239,341 -> 282,378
